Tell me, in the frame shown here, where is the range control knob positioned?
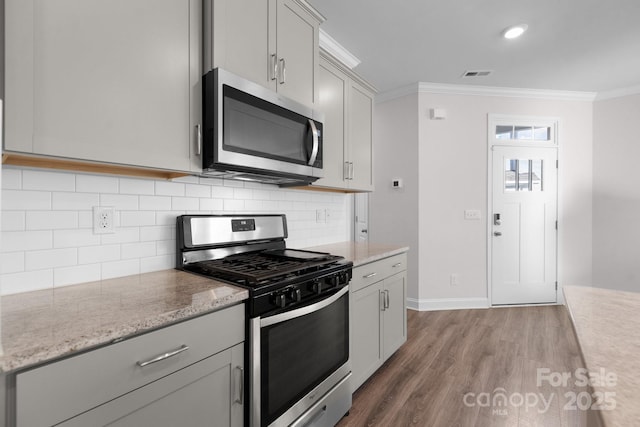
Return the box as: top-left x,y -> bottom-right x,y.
274,293 -> 286,308
326,274 -> 339,288
289,288 -> 302,303
311,280 -> 322,294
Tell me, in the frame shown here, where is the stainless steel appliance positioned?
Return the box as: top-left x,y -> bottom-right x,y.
202,68 -> 324,186
176,214 -> 352,427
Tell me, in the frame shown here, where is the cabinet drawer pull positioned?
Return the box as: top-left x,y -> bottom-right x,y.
392,262 -> 402,268
385,290 -> 390,309
137,345 -> 189,367
279,58 -> 286,84
196,124 -> 202,156
363,272 -> 377,279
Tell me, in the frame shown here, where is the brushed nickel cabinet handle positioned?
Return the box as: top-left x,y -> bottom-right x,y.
279,58 -> 286,84
270,54 -> 278,81
380,291 -> 386,311
196,124 -> 202,156
385,290 -> 390,309
392,262 -> 402,268
363,272 -> 377,279
137,345 -> 189,367
234,366 -> 244,404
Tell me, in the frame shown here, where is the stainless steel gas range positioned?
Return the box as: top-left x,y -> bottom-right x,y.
176,214 -> 352,427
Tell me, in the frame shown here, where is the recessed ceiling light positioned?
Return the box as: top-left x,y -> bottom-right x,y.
503,24 -> 528,39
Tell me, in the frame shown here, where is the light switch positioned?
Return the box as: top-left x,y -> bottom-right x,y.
464,209 -> 481,220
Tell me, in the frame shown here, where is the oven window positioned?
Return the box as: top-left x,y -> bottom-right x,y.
261,292 -> 348,426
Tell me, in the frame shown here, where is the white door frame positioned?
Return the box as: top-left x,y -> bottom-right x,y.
486,114 -> 561,306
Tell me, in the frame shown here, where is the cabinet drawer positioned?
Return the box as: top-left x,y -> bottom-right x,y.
16,303 -> 244,427
351,253 -> 407,292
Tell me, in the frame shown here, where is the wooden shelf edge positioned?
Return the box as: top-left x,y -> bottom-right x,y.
2,153 -> 190,180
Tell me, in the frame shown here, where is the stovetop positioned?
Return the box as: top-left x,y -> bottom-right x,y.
188,249 -> 344,287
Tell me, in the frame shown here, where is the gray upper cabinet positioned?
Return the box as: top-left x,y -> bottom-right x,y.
204,0 -> 323,108
4,0 -> 202,173
313,52 -> 375,192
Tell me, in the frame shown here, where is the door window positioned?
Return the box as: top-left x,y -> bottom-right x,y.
505,159 -> 543,192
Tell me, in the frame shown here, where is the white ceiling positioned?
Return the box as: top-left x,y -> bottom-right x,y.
309,0 -> 640,94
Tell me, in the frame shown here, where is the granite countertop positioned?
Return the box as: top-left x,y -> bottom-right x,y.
563,285 -> 640,426
306,241 -> 409,266
0,270 -> 248,373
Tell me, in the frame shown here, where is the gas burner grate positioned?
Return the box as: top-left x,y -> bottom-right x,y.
193,252 -> 341,285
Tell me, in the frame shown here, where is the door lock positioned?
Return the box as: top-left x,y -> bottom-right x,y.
494,231 -> 502,236
494,213 -> 502,226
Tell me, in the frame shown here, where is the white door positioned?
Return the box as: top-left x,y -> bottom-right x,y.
491,146 -> 557,305
354,193 -> 369,241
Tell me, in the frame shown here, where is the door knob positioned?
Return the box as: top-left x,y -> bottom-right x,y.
494,231 -> 502,236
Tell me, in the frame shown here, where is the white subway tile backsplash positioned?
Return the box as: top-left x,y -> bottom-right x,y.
140,254 -> 174,273
102,259 -> 140,280
54,264 -> 101,287
52,192 -> 99,211
185,184 -> 211,198
76,174 -> 119,194
211,185 -> 235,199
119,178 -> 155,195
54,229 -> 101,248
25,248 -> 77,270
155,181 -> 185,196
2,190 -> 51,210
78,244 -> 120,265
171,197 -> 199,211
26,211 -> 78,230
121,242 -> 156,259
199,198 -> 223,211
1,167 -> 350,295
1,230 -> 53,252
120,211 -> 156,227
100,227 -> 140,244
2,168 -> 22,190
23,170 -> 75,192
2,211 -> 26,231
1,252 -> 25,274
140,225 -> 174,242
223,199 -> 245,211
2,269 -> 53,295
100,194 -> 138,210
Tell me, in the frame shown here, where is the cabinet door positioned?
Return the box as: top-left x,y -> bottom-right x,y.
60,343 -> 244,427
383,272 -> 407,360
315,59 -> 347,188
347,80 -> 374,191
350,281 -> 383,391
4,0 -> 197,172
273,0 -> 319,107
206,0 -> 270,89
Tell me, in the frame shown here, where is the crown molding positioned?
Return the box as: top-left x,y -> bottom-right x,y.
377,82 -> 597,103
295,0 -> 326,23
418,82 -> 597,101
595,84 -> 640,101
319,29 -> 361,70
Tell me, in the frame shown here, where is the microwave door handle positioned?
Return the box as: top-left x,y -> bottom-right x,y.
308,119 -> 319,166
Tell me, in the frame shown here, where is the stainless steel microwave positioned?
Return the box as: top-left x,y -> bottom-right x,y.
202,68 -> 324,186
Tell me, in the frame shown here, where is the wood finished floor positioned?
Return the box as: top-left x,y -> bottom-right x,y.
337,306 -> 589,427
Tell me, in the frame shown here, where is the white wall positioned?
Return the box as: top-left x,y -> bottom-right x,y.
593,93 -> 640,291
0,166 -> 351,295
372,88 -> 594,309
370,93 -> 419,301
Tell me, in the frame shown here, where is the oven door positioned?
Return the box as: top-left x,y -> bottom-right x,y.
250,286 -> 350,427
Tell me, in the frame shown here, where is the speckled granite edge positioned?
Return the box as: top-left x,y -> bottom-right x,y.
305,242 -> 409,266
0,270 -> 248,373
563,285 -> 640,426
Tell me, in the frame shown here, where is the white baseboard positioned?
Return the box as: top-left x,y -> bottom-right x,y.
407,297 -> 490,311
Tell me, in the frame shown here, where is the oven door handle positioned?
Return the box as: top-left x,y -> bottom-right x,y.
261,286 -> 348,327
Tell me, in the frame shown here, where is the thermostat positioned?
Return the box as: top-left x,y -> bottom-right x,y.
392,178 -> 403,189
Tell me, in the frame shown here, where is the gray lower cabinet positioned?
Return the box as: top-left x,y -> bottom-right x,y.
350,253 -> 407,391
14,304 -> 245,427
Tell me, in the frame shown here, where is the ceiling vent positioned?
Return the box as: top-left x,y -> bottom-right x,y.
462,70 -> 493,78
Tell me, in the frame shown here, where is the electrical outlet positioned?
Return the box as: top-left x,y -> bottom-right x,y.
316,209 -> 327,223
464,209 -> 481,220
450,273 -> 459,286
93,206 -> 115,234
